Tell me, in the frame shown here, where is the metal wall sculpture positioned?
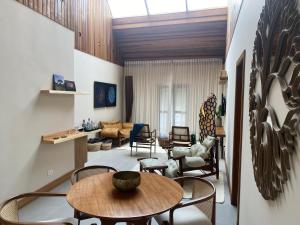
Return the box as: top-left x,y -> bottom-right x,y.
249,0 -> 300,200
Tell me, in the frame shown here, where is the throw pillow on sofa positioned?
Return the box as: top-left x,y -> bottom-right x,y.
123,123 -> 133,129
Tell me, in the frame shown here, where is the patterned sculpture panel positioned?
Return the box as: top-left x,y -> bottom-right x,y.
199,94 -> 217,142
249,0 -> 300,200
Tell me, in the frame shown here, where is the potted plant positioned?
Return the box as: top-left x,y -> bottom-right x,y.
216,105 -> 222,127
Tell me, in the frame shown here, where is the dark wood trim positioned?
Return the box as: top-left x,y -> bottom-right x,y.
231,50 -> 246,225
18,170 -> 74,208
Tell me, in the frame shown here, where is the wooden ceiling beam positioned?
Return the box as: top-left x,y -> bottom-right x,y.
114,21 -> 227,35
122,51 -> 225,60
118,39 -> 226,49
120,47 -> 225,55
112,8 -> 227,30
113,8 -> 228,62
115,32 -> 227,44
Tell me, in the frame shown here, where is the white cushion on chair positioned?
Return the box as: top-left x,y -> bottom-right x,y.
165,159 -> 179,178
202,136 -> 215,150
140,158 -> 164,168
154,205 -> 212,225
183,157 -> 206,168
173,147 -> 192,158
191,144 -> 209,159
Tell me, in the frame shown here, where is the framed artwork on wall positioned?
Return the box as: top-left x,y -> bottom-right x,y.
94,82 -> 117,108
106,84 -> 117,107
52,74 -> 65,91
65,80 -> 76,91
94,82 -> 107,108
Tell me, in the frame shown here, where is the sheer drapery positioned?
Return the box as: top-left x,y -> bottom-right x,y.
124,58 -> 222,136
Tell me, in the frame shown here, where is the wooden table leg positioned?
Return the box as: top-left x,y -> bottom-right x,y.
101,218 -> 149,225
74,136 -> 87,169
220,137 -> 224,159
100,219 -> 116,225
130,218 -> 149,225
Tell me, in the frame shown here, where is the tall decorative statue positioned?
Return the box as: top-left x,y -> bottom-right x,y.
199,94 -> 217,142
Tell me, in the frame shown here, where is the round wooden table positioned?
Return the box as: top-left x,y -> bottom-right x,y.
67,172 -> 183,225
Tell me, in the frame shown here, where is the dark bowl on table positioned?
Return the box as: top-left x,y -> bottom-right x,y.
112,171 -> 141,192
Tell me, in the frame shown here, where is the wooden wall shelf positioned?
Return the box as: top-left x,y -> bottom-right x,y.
42,128 -> 102,169
40,90 -> 90,95
42,129 -> 87,144
42,129 -> 102,144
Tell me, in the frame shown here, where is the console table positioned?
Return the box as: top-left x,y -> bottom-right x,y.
42,129 -> 101,169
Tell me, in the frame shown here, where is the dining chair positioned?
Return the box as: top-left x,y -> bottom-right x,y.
154,177 -> 216,225
70,165 -> 118,225
0,192 -> 77,225
169,126 -> 191,147
130,124 -> 157,157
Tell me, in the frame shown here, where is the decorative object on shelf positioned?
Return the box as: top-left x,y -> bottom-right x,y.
215,105 -> 222,127
219,70 -> 228,83
199,94 -> 217,142
82,118 -> 99,132
249,0 -> 300,200
52,74 -> 65,91
112,171 -> 141,192
94,81 -> 117,108
65,80 -> 76,91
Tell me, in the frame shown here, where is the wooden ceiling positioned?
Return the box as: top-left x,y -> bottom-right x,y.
113,8 -> 228,64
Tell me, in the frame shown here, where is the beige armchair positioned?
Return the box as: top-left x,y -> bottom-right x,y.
154,177 -> 216,225
0,192 -> 77,225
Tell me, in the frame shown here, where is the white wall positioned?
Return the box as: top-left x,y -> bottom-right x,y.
226,0 -> 300,224
0,0 -> 75,202
74,50 -> 124,126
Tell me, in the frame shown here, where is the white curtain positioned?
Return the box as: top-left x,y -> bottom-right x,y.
124,58 -> 222,137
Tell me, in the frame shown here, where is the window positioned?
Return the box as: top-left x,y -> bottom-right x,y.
173,85 -> 187,126
159,85 -> 170,137
159,84 -> 188,136
187,0 -> 228,11
108,0 -> 228,18
146,0 -> 186,15
107,0 -> 148,18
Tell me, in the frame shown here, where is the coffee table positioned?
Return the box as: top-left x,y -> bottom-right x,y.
67,172 -> 183,225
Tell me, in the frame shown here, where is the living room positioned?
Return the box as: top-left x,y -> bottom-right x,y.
1,1 -> 300,225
